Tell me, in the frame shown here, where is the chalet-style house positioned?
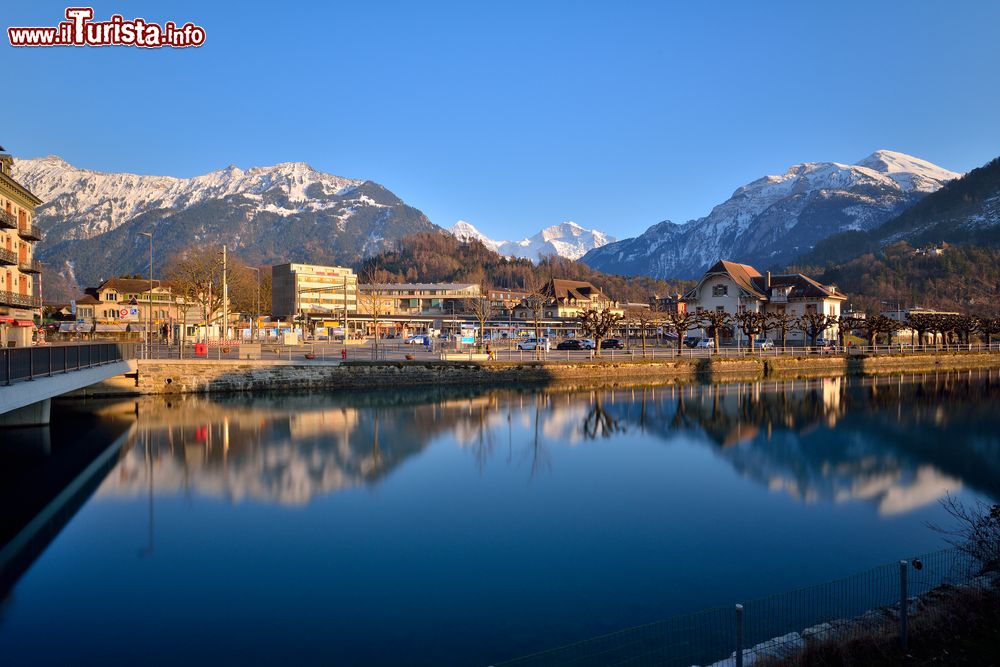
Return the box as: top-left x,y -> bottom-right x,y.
684,260 -> 846,343
513,279 -> 623,320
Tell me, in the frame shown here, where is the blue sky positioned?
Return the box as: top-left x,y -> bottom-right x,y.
5,1 -> 1000,240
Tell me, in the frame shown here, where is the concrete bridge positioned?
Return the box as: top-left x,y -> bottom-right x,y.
0,343 -> 138,426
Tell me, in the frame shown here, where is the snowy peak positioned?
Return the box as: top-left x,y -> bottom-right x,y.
12,155 -> 364,240
581,149 -> 959,280
450,220 -> 500,252
854,149 -> 960,192
449,220 -> 615,262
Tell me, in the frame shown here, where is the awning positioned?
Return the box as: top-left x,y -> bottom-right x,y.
14,320 -> 34,326
58,322 -> 76,332
95,323 -> 128,332
128,322 -> 149,332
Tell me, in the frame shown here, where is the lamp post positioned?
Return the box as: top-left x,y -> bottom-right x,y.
139,232 -> 153,359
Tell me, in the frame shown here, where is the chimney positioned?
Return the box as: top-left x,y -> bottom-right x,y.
0,153 -> 12,177
766,271 -> 771,290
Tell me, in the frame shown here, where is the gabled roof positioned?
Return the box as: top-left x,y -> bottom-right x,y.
685,260 -> 766,300
90,278 -> 175,295
686,260 -> 845,302
749,273 -> 846,301
543,279 -> 609,303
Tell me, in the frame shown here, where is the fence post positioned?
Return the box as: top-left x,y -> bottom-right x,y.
735,603 -> 744,667
899,560 -> 908,650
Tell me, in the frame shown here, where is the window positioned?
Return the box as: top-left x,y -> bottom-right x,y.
716,306 -> 725,313
712,284 -> 728,297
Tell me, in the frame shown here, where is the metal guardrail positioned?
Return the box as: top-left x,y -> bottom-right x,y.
18,259 -> 42,274
494,548 -> 993,667
0,210 -> 15,230
17,223 -> 41,241
0,342 -> 139,386
0,291 -> 41,308
0,247 -> 16,265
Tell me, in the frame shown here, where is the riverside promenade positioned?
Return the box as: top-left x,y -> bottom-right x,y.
63,343 -> 1000,397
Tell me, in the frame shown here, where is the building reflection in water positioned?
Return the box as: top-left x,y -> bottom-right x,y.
94,370 -> 1000,516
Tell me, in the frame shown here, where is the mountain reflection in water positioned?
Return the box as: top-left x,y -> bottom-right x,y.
95,371 -> 1000,515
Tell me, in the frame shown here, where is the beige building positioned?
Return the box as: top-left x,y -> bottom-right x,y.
84,278 -> 185,337
0,151 -> 43,346
359,283 -> 480,317
272,263 -> 357,322
684,260 -> 846,343
512,279 -> 622,320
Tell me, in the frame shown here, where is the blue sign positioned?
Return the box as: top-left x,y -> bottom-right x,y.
460,336 -> 475,345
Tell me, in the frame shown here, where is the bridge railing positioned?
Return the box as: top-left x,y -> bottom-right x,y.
0,342 -> 140,386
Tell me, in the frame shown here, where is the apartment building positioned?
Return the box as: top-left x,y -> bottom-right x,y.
0,151 -> 43,346
272,263 -> 357,321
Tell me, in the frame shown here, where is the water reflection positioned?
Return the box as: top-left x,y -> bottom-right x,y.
95,371 -> 1000,516
4,372 -> 999,667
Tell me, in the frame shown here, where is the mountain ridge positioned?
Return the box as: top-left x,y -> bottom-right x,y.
449,220 -> 614,262
580,149 -> 960,280
13,156 -> 438,299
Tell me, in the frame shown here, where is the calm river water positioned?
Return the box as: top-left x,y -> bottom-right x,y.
1,371 -> 998,666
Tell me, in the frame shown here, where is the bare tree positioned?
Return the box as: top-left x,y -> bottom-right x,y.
664,310 -> 698,353
578,308 -> 622,357
627,306 -> 656,357
980,316 -> 1000,348
734,310 -> 768,351
521,275 -> 548,358
905,312 -> 934,349
930,494 -> 1000,575
767,311 -> 796,351
698,309 -> 732,354
860,313 -> 901,350
465,282 -> 494,351
358,265 -> 394,358
164,246 -> 245,339
797,311 -> 836,348
836,313 -> 863,349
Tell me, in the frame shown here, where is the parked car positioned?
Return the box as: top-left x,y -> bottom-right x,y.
556,339 -> 585,351
517,337 -> 549,351
695,338 -> 715,349
601,338 -> 625,349
404,335 -> 429,345
683,336 -> 701,348
579,338 -> 596,350
754,339 -> 774,350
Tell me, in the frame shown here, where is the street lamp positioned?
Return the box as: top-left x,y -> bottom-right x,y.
139,232 -> 153,359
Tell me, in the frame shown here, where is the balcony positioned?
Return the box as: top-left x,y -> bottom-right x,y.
19,259 -> 42,274
18,224 -> 41,242
0,247 -> 16,266
0,291 -> 41,309
0,210 -> 15,230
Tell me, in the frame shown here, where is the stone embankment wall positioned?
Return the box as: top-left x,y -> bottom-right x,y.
77,358 -> 761,396
72,353 -> 1000,397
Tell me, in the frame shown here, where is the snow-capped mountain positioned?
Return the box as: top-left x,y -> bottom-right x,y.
581,150 -> 960,279
450,220 -> 614,262
13,156 -> 438,296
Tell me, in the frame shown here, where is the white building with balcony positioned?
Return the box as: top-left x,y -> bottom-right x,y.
683,260 -> 846,344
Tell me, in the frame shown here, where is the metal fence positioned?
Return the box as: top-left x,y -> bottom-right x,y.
493,548 -> 996,667
0,342 -> 139,386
